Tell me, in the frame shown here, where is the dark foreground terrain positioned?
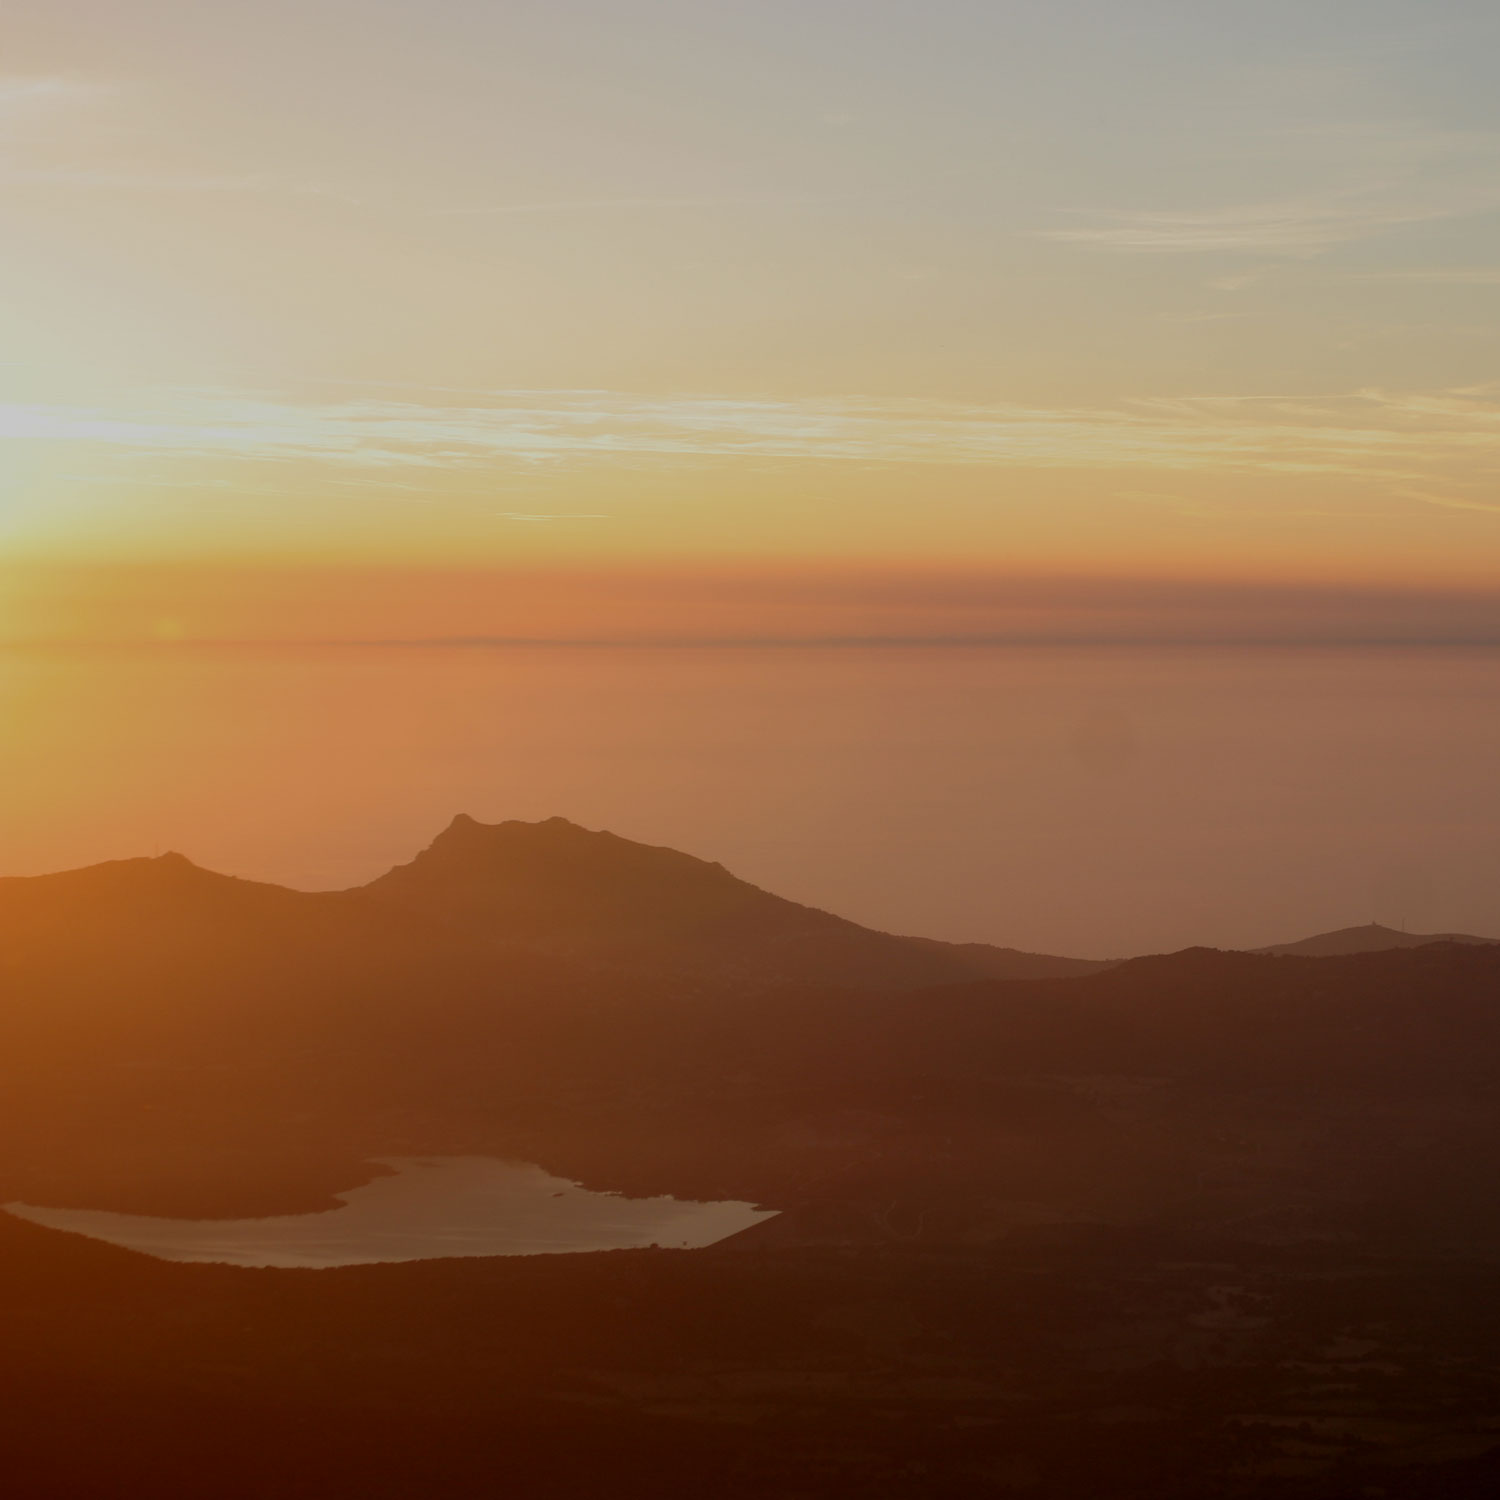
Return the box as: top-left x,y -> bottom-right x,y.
6,1211 -> 1500,1499
5,817 -> 1500,1496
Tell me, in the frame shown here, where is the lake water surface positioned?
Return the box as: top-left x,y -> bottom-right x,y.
3,1157 -> 778,1268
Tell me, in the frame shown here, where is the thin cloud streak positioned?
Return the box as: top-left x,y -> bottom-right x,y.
497,513 -> 610,521
0,166 -> 325,194
0,75 -> 335,198
0,76 -> 95,115
1343,268 -> 1500,285
7,386 -> 1500,498
1045,120 -> 1500,255
434,193 -> 839,216
1043,193 -> 1492,255
13,565 -> 1500,649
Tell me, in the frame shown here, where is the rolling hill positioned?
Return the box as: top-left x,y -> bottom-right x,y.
1255,921 -> 1500,957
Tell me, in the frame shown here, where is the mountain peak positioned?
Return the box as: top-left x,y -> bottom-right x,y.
370,815 -> 738,900
352,816 -> 1104,989
438,813 -> 583,841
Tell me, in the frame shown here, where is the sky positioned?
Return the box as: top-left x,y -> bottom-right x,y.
3,3 -> 1500,947
2,0 -> 1500,643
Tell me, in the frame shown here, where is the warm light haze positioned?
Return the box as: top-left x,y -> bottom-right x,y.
4,1 -> 1500,631
10,15 -> 1500,1495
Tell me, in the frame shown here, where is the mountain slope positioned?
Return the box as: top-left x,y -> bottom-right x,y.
0,817 -> 1102,996
355,814 -> 1106,987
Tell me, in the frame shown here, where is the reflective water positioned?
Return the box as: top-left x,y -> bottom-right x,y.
2,1157 -> 778,1268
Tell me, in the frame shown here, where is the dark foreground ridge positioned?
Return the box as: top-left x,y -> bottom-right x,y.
6,818 -> 1500,1496
8,1207 -> 1500,1500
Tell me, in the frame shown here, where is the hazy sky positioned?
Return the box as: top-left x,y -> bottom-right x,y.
2,1 -> 1499,642
3,5 -> 1500,946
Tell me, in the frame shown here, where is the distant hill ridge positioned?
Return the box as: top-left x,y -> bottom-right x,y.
0,815 -> 1106,990
1255,922 -> 1500,957
5,823 -> 1495,976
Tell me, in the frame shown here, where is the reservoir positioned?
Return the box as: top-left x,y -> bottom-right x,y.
2,1157 -> 778,1269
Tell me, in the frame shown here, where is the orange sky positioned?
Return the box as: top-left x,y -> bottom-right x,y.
2,1 -> 1500,642
5,3 -> 1500,950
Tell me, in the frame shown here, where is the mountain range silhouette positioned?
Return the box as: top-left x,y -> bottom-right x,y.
5,815 -> 1500,1250
0,815 -> 1105,991
6,815 -> 1487,983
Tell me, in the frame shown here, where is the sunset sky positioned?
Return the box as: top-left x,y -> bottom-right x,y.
3,0 -> 1500,642
4,2 -> 1500,949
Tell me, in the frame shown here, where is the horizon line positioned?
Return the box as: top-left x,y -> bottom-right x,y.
8,634 -> 1500,651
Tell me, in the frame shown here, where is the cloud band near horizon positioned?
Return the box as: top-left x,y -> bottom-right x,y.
8,563 -> 1500,649
5,385 -> 1500,494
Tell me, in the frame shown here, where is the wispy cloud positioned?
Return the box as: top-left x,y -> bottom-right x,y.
497,512 -> 610,521
434,192 -> 841,217
1206,270 -> 1267,292
0,76 -> 94,115
13,561 -> 1500,649
1394,488 -> 1500,514
1042,192 -> 1485,255
0,165 -> 322,194
1044,115 -> 1500,256
6,385 -> 1500,508
1342,268 -> 1500,286
0,74 -> 332,198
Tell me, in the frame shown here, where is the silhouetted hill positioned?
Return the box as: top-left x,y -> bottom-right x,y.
0,849 -> 289,915
0,817 -> 1101,994
359,815 -> 1106,986
1255,921 -> 1500,957
899,934 -> 1109,980
0,852 -> 312,956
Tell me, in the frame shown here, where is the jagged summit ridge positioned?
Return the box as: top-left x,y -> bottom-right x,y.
372,814 -> 742,895
351,814 -> 1107,987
